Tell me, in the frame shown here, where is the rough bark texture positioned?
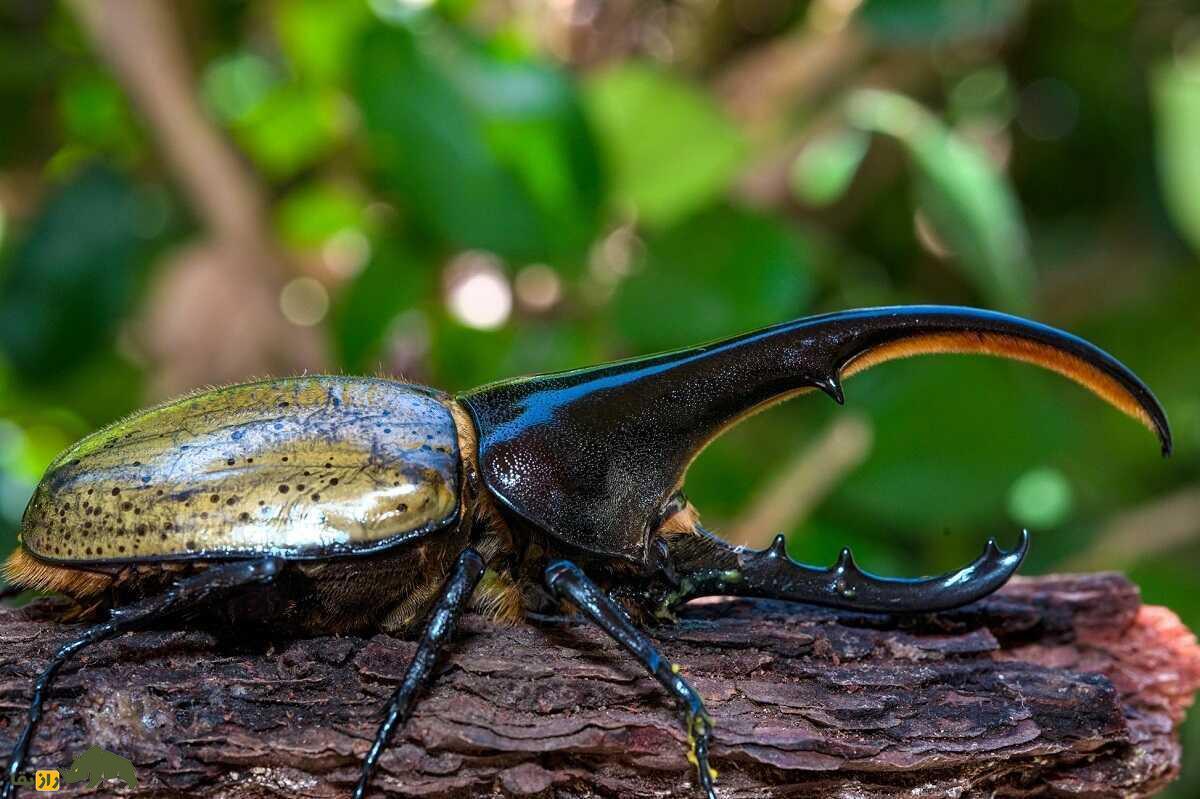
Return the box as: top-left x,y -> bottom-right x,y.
1,573 -> 1198,798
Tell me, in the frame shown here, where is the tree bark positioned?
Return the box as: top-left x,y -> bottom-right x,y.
2,573 -> 1198,798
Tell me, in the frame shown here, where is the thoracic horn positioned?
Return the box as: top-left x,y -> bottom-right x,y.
460,306 -> 1170,565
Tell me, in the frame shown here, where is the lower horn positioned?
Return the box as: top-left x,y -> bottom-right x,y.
672,529 -> 1029,614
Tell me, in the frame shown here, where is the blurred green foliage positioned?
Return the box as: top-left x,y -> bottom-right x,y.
0,0 -> 1199,790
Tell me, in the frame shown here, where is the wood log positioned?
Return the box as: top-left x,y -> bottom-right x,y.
1,573 -> 1198,797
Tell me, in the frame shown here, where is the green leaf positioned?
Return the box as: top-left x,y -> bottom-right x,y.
272,0 -> 370,84
846,89 -> 1033,311
584,63 -> 745,227
57,71 -> 140,156
274,182 -> 366,249
0,165 -> 151,384
333,240 -> 433,370
614,205 -> 813,353
234,84 -> 346,179
789,128 -> 869,206
353,19 -> 603,265
1153,51 -> 1200,256
201,52 -> 278,123
859,0 -> 1025,45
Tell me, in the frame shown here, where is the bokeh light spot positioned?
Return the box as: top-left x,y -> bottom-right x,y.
1008,467 -> 1074,529
322,228 -> 371,278
279,277 -> 330,327
445,252 -> 512,330
515,264 -> 563,313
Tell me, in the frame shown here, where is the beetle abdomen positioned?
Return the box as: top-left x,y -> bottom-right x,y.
20,377 -> 461,563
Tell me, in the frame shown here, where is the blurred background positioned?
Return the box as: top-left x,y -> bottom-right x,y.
0,0 -> 1198,791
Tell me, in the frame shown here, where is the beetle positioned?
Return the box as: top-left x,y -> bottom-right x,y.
0,305 -> 1171,799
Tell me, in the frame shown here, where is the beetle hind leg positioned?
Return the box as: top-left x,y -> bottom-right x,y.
545,560 -> 718,799
2,557 -> 281,799
354,549 -> 485,799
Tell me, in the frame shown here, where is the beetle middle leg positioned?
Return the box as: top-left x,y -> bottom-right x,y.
545,560 -> 718,799
353,548 -> 485,799
2,557 -> 281,799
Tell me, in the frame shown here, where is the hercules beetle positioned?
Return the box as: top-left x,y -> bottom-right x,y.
1,306 -> 1171,799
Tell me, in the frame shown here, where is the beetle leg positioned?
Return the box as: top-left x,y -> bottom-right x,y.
1,557 -> 281,799
545,560 -> 718,799
353,549 -> 484,799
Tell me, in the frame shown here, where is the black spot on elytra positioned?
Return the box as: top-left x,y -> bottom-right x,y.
281,456 -> 289,462
311,493 -> 320,501
186,540 -> 196,549
121,501 -> 132,511
297,484 -> 305,491
226,497 -> 237,506
227,458 -> 236,466
329,478 -> 339,486
278,485 -> 290,493
111,488 -> 121,496
210,494 -> 220,503
397,504 -> 408,512
279,401 -> 290,408
239,512 -> 250,521
118,546 -> 126,553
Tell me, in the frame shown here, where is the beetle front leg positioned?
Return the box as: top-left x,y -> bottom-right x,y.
545,560 -> 718,799
354,549 -> 485,799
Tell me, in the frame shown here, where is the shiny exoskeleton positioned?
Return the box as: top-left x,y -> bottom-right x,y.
1,306 -> 1172,799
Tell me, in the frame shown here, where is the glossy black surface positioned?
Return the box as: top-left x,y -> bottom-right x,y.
461,306 -> 1170,563
666,528 -> 1030,614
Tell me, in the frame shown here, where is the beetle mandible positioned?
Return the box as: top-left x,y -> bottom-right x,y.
1,305 -> 1171,799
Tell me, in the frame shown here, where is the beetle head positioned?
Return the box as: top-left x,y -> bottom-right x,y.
460,306 -> 1169,610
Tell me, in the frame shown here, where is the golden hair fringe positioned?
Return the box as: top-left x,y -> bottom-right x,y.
2,548 -> 111,599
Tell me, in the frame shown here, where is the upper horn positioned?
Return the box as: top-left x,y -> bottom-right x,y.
459,306 -> 1171,563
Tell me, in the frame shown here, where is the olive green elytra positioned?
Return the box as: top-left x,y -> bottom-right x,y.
21,376 -> 459,562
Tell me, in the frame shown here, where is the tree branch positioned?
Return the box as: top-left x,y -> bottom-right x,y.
2,573 -> 1198,797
